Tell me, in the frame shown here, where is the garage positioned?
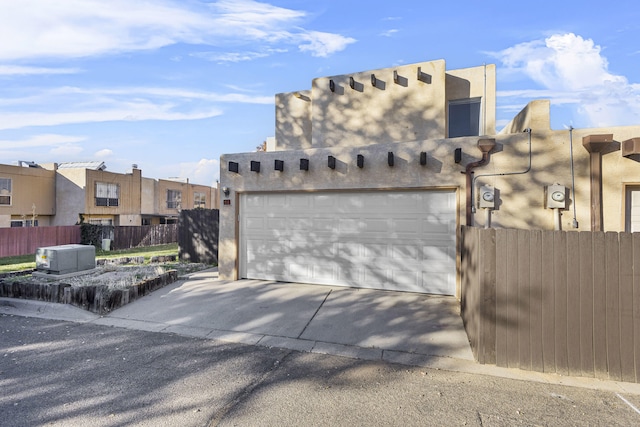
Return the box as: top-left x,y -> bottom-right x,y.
239,190 -> 457,295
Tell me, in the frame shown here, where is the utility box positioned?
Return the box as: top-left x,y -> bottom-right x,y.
545,184 -> 568,209
35,244 -> 96,275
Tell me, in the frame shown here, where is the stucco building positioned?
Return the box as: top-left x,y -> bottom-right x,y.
219,59 -> 640,296
0,161 -> 219,227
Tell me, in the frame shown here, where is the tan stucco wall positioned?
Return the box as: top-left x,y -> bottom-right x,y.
275,60 -> 495,151
499,100 -> 551,134
310,60 -> 448,148
275,90 -> 311,151
219,124 -> 640,281
594,126 -> 640,232
0,164 -> 56,224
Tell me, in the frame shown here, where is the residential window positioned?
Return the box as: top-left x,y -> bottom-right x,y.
449,98 -> 481,138
95,182 -> 119,207
9,220 -> 38,227
0,178 -> 11,206
89,219 -> 113,225
194,192 -> 206,208
167,189 -> 182,209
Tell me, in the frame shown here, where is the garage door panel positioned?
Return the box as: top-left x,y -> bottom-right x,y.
422,273 -> 452,294
240,190 -> 456,295
362,219 -> 389,232
245,217 -> 265,230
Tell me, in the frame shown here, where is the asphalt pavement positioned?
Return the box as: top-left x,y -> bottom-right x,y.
1,268 -> 640,425
2,314 -> 640,426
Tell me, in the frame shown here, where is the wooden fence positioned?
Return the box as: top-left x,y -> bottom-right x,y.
112,224 -> 177,250
0,224 -> 177,257
178,209 -> 219,264
0,226 -> 80,258
460,226 -> 640,383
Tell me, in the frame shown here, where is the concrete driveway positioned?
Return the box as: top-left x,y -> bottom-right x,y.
96,268 -> 474,365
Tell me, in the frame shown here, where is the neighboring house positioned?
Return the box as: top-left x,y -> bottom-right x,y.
0,161 -> 56,227
0,161 -> 219,227
219,58 -> 640,297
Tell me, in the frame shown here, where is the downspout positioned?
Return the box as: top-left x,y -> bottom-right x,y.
472,128 -> 533,221
465,138 -> 497,226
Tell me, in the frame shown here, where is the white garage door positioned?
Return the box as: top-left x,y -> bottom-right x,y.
239,190 -> 457,295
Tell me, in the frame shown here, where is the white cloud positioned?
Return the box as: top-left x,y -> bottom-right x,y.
0,106 -> 222,130
95,148 -> 113,158
0,65 -> 81,75
0,85 -> 277,130
177,158 -> 220,186
298,31 -> 356,57
51,144 -> 84,157
191,51 -> 271,63
0,0 -> 353,61
0,134 -> 87,160
380,29 -> 399,37
493,33 -> 640,127
0,134 -> 86,148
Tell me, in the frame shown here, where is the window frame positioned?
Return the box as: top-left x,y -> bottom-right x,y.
95,182 -> 120,207
167,189 -> 182,209
448,97 -> 482,138
0,177 -> 12,206
194,192 -> 206,209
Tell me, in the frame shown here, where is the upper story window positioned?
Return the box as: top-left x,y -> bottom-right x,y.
194,192 -> 206,208
95,182 -> 119,207
449,98 -> 481,138
167,189 -> 181,209
0,178 -> 12,206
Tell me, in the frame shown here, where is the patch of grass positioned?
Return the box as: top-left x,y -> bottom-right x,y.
96,243 -> 179,262
0,254 -> 35,273
0,243 -> 181,274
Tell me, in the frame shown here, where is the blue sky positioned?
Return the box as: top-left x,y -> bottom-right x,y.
1,0 -> 639,186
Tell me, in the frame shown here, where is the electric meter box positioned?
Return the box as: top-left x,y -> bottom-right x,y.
478,185 -> 496,209
545,184 -> 568,209
35,244 -> 96,275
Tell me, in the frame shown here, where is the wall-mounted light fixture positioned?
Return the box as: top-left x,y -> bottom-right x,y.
417,67 -> 432,84
222,187 -> 230,197
454,148 -> 462,164
328,155 -> 336,169
300,158 -> 309,171
420,152 -> 427,166
357,154 -> 364,168
228,161 -> 239,173
329,79 -> 336,93
388,152 -> 395,167
274,159 -> 284,171
349,76 -> 355,89
371,74 -> 377,87
250,161 -> 260,173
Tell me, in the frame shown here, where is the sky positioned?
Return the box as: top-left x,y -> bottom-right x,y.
1,0 -> 639,186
